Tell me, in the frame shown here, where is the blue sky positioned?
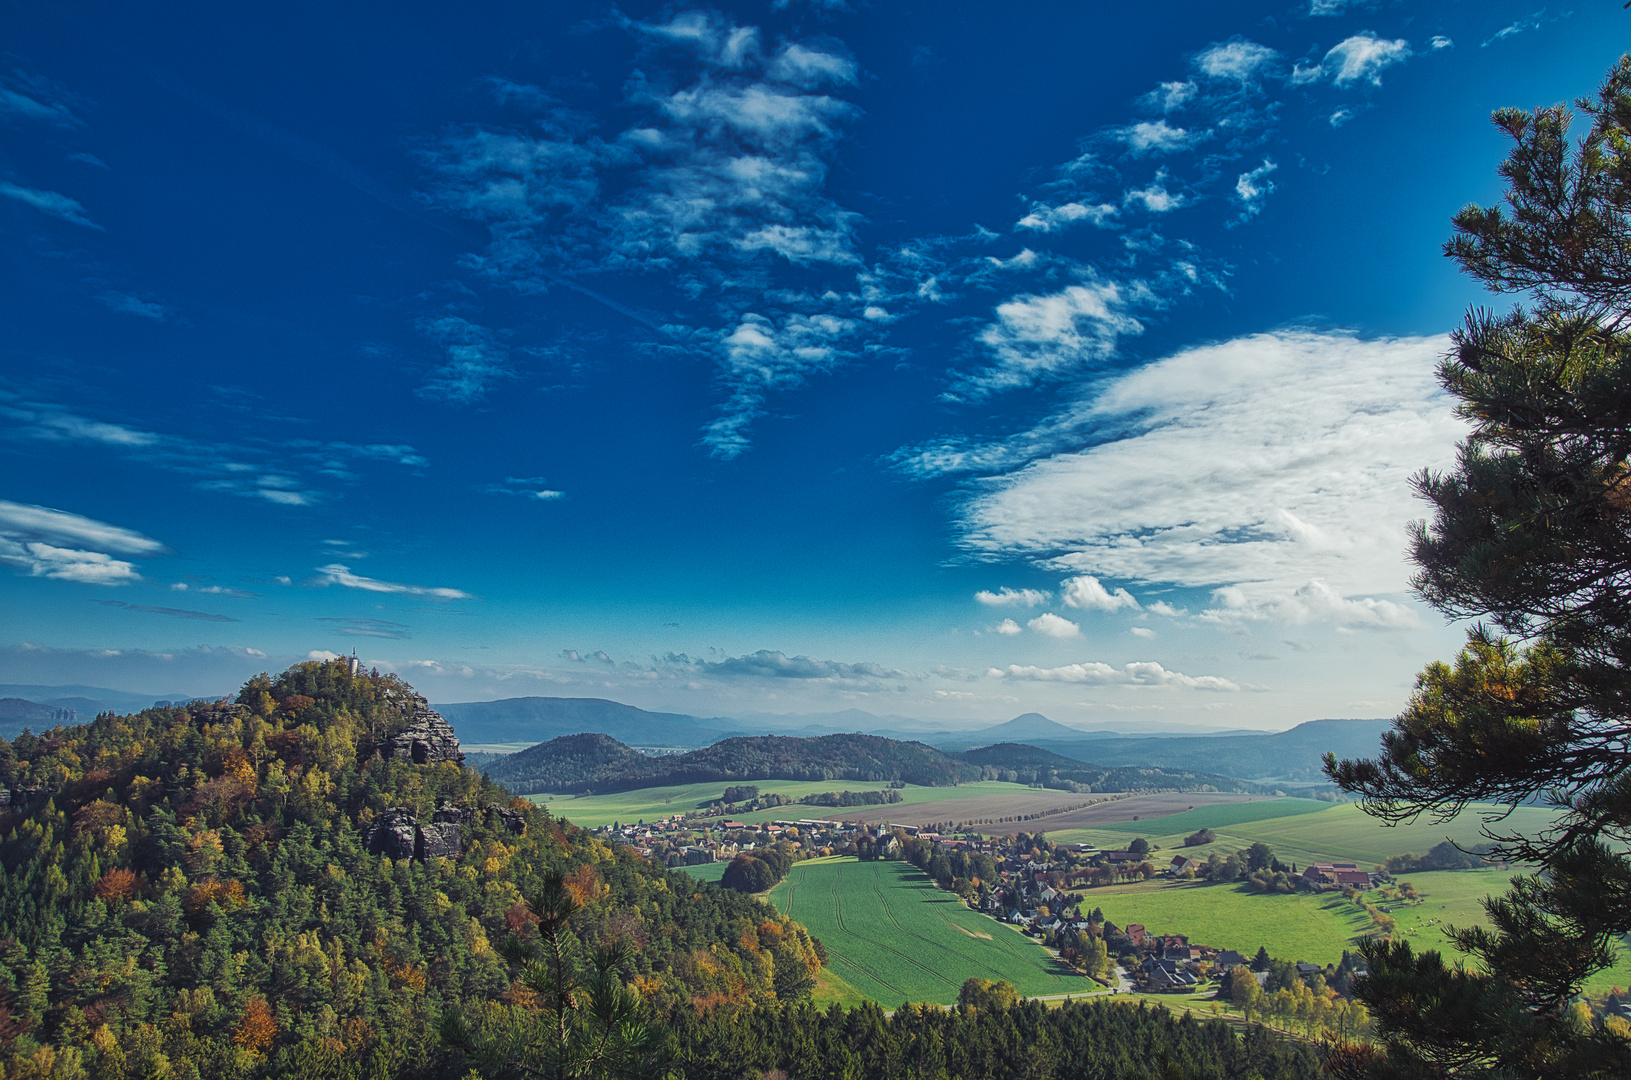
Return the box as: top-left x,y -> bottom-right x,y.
0,1 -> 1619,730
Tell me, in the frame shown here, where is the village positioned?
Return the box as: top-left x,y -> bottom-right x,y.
595,807 -> 1384,1001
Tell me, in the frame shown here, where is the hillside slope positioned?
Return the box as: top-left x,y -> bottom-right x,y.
485,733 -> 1264,797
0,660 -> 819,1078
957,742 -> 1262,793
486,732 -> 985,794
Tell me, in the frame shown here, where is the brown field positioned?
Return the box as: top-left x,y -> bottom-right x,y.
823,790 -> 1269,831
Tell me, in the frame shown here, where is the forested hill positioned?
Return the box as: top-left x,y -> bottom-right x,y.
482,732 -> 1263,796
485,732 -> 982,794
0,660 -> 822,1079
958,742 -> 1262,794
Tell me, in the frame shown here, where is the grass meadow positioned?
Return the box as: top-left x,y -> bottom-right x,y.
768,857 -> 1091,1007
528,778 -> 1098,830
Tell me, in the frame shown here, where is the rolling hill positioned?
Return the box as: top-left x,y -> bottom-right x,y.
484,731 -> 1266,797
434,695 -> 730,746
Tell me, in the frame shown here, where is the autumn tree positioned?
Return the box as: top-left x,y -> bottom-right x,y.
1326,56 -> 1631,1080
441,869 -> 668,1080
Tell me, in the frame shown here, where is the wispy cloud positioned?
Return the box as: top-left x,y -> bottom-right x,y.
942,331 -> 1462,628
313,563 -> 474,600
0,182 -> 101,229
1193,40 -> 1280,82
989,660 -> 1240,691
0,71 -> 84,127
974,587 -> 1051,607
417,315 -> 514,403
487,476 -> 565,501
1233,159 -> 1278,219
96,291 -> 168,320
1322,34 -> 1413,87
316,616 -> 413,639
664,648 -> 913,684
1482,10 -> 1546,47
419,12 -> 873,457
0,501 -> 166,586
0,394 -> 427,507
95,599 -> 239,622
949,279 -> 1146,399
171,582 -> 259,598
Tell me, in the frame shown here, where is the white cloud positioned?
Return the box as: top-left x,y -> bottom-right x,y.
1325,34 -> 1413,87
954,280 -> 1144,398
1309,0 -> 1348,14
1121,120 -> 1197,155
1125,173 -> 1184,213
768,44 -> 858,88
1061,575 -> 1140,612
314,564 -> 474,600
1147,601 -> 1187,617
990,660 -> 1240,691
1234,159 -> 1278,218
1329,108 -> 1355,128
0,182 -> 101,229
951,331 -> 1463,628
975,587 -> 1051,607
1141,81 -> 1197,112
1194,40 -> 1280,82
309,650 -> 340,661
995,618 -> 1023,636
0,501 -> 166,586
700,311 -> 860,457
1028,613 -> 1081,638
1015,201 -> 1118,233
1429,36 -> 1454,50
1130,626 -> 1157,639
667,649 -> 912,683
1483,12 -> 1544,47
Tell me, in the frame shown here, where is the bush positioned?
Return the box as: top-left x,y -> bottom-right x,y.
1183,828 -> 1216,847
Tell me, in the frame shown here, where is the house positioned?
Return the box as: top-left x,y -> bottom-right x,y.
1296,962 -> 1324,978
1125,923 -> 1147,947
1168,855 -> 1200,875
1303,862 -> 1373,888
1216,950 -> 1248,968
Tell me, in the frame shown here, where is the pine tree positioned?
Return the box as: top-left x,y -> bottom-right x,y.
1326,56 -> 1631,1080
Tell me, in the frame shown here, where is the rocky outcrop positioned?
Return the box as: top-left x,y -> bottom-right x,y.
362,799 -> 518,861
381,689 -> 464,765
363,807 -> 423,860
0,786 -> 52,812
418,822 -> 463,859
430,798 -> 526,836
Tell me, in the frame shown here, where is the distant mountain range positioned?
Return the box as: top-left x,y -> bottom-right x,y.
0,683 -> 1390,786
436,696 -> 732,747
484,731 -> 1265,797
0,683 -> 198,736
1018,718 -> 1392,783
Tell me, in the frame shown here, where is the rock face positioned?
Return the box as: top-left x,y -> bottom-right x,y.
364,807 -> 423,860
381,689 -> 464,766
0,786 -> 51,812
362,798 -> 522,861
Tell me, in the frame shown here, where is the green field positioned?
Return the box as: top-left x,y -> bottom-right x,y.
1086,879 -> 1372,967
675,861 -> 728,882
1091,798 -> 1331,837
768,857 -> 1091,1006
527,778 -> 1069,830
1049,801 -> 1564,870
